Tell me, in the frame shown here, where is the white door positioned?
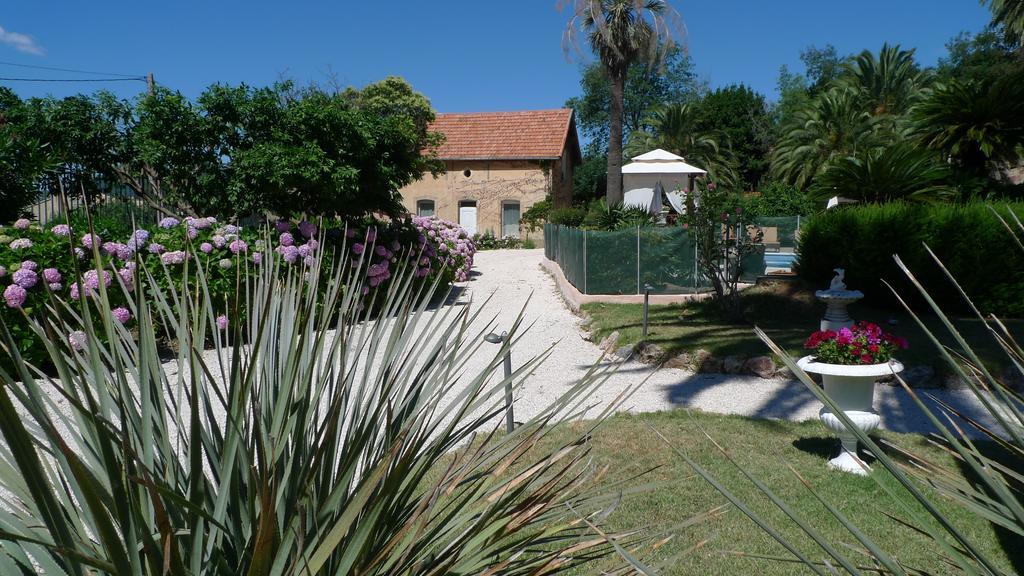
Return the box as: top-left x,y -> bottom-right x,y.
459,203 -> 477,236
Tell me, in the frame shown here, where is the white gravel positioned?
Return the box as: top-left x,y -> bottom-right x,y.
458,249 -> 1003,437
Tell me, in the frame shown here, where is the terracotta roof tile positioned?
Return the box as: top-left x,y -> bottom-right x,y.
430,109 -> 575,160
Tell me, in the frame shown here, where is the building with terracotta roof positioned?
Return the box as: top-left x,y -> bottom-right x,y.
400,109 -> 580,242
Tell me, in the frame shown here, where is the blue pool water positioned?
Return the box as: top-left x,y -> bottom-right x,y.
764,252 -> 797,270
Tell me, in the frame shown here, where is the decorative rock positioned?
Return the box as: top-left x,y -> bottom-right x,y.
614,345 -> 634,360
774,365 -> 795,380
598,331 -> 620,354
743,356 -> 776,379
581,331 -> 594,342
693,349 -> 723,373
900,365 -> 937,388
663,351 -> 691,369
723,356 -> 745,374
636,341 -> 665,364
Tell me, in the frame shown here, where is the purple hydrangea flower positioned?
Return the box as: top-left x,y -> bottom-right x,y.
9,238 -> 32,250
0,266 -> 6,278
212,234 -> 227,248
19,261 -> 37,271
74,248 -> 86,260
160,251 -> 188,265
187,227 -> 199,239
42,268 -> 61,284
81,233 -> 101,249
13,218 -> 30,230
252,252 -> 263,265
229,239 -> 247,254
275,219 -> 291,233
48,282 -> 62,291
306,239 -> 319,250
218,258 -> 232,269
298,221 -> 317,238
111,307 -> 132,324
4,284 -> 27,308
159,217 -> 180,229
83,270 -> 112,291
68,330 -> 87,351
223,224 -> 239,235
148,243 -> 165,254
279,232 -> 294,247
12,269 -> 38,289
352,243 -> 365,255
216,315 -> 228,330
277,245 -> 300,264
117,268 -> 134,292
51,224 -> 72,236
200,242 -> 214,253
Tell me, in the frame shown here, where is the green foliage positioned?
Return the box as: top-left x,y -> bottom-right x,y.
912,71 -> 1024,180
0,231 -> 634,574
581,199 -> 656,231
690,84 -> 773,189
626,103 -> 740,189
984,0 -> 1024,44
742,181 -> 815,217
548,205 -> 588,228
797,202 -> 1024,315
572,150 -> 609,203
133,78 -> 443,218
936,29 -> 1022,85
809,142 -> 956,204
520,197 -> 552,234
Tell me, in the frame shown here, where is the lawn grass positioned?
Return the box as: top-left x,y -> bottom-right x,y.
581,281 -> 1024,372
551,410 -> 1020,575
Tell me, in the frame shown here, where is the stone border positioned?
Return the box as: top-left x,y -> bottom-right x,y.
539,257 -> 714,311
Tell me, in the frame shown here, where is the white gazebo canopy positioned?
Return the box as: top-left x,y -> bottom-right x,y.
622,149 -> 708,175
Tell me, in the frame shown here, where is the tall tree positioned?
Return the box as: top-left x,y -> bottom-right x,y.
770,87 -> 879,189
691,84 -> 772,189
841,44 -> 928,117
562,0 -> 683,205
566,45 -> 703,149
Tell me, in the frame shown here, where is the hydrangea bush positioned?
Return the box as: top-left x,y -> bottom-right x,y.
804,321 -> 908,365
0,215 -> 475,368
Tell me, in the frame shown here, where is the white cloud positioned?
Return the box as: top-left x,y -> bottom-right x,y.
0,25 -> 44,56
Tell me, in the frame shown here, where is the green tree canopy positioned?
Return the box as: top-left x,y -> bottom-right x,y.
690,84 -> 772,189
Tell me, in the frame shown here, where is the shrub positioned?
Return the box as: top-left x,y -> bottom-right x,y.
0,214 -> 475,368
796,202 -> 1024,315
548,205 -> 587,228
472,230 -> 523,250
581,199 -> 656,231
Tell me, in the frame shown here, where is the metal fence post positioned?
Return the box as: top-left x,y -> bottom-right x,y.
583,229 -> 587,295
636,225 -> 641,294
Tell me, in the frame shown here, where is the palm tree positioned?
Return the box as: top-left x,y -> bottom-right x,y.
809,142 -> 956,204
840,44 -> 928,117
562,0 -> 683,205
912,73 -> 1024,177
985,0 -> 1024,45
626,103 -> 740,188
770,87 -> 878,189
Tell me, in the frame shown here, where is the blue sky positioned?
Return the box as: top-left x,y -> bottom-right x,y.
0,1 -> 994,111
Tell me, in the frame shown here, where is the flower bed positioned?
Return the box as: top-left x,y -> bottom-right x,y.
0,215 -> 475,367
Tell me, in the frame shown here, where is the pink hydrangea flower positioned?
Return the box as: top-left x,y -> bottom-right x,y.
19,261 -> 37,271
229,239 -> 247,254
200,242 -> 214,253
9,238 -> 32,250
279,232 -> 295,247
42,268 -> 61,284
111,307 -> 132,324
12,269 -> 37,289
216,315 -> 228,330
51,224 -> 72,236
161,251 -> 188,265
68,331 -> 87,351
4,284 -> 27,308
13,218 -> 31,230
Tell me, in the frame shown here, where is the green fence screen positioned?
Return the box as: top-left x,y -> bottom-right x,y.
544,223 -> 775,295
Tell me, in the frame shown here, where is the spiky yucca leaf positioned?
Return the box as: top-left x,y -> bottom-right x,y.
0,228 -> 643,575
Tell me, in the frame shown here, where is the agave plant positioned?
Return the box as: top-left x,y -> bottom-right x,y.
0,227 -> 645,574
642,207 -> 1024,575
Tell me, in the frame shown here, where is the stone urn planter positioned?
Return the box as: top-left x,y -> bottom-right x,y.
797,355 -> 903,475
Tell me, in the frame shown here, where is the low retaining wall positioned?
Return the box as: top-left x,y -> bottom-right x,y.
540,257 -> 714,311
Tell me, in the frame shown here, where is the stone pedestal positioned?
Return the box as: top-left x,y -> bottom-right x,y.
815,289 -> 864,331
797,356 -> 903,475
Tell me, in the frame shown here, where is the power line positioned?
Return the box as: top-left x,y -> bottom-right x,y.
0,77 -> 146,82
0,59 -> 144,78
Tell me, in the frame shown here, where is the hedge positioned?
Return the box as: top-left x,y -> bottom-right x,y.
796,202 -> 1024,317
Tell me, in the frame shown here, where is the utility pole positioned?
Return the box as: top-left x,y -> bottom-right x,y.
146,73 -> 155,95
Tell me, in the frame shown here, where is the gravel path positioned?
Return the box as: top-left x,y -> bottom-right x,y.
458,249 -> 1001,437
